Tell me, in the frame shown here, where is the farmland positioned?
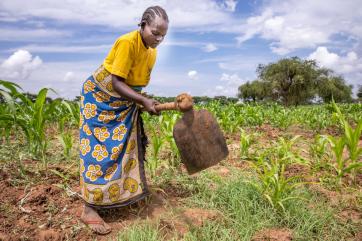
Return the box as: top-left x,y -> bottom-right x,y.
0,80 -> 361,241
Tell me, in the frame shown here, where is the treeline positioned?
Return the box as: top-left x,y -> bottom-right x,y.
238,57 -> 361,105
152,95 -> 239,105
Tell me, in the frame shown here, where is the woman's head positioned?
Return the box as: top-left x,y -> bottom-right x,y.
139,6 -> 169,49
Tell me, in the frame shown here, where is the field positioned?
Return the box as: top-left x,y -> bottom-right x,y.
0,82 -> 361,241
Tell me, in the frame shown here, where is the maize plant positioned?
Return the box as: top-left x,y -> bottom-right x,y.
309,134 -> 331,170
239,128 -> 253,158
274,135 -> 307,165
57,117 -> 73,159
248,152 -> 307,212
0,81 -> 65,167
0,81 -> 20,142
248,136 -> 309,212
327,100 -> 362,183
146,128 -> 164,177
159,112 -> 181,168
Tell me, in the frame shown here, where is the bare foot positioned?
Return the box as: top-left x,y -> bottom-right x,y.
80,205 -> 111,235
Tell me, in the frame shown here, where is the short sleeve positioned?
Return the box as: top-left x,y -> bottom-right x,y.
111,39 -> 134,79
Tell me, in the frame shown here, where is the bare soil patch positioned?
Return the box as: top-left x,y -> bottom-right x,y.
252,228 -> 293,241
160,208 -> 220,238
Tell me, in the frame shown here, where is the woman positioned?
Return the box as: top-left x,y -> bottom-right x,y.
79,6 -> 168,234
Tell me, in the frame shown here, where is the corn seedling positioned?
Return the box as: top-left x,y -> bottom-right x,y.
146,129 -> 164,177
159,113 -> 181,168
58,132 -> 73,160
274,135 -> 307,165
328,100 -> 362,183
309,134 -> 331,170
326,136 -> 348,184
239,128 -> 253,158
248,153 -> 307,212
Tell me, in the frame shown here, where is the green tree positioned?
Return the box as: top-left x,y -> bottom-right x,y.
318,74 -> 352,103
238,80 -> 268,102
357,85 -> 362,100
256,57 -> 319,106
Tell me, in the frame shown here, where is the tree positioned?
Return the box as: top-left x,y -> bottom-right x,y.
239,57 -> 353,105
318,75 -> 352,103
256,57 -> 319,106
238,80 -> 268,102
357,85 -> 362,100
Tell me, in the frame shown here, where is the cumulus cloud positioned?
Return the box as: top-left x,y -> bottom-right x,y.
9,44 -> 111,54
0,0 -> 233,29
188,70 -> 198,80
63,71 -> 76,82
0,50 -> 42,80
237,0 -> 362,54
205,73 -> 245,96
202,43 -> 218,52
307,46 -> 362,88
221,0 -> 238,12
308,47 -> 362,74
0,28 -> 71,41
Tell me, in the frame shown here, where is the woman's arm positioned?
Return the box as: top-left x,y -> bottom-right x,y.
111,74 -> 158,114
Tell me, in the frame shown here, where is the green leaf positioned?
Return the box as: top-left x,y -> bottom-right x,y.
0,80 -> 22,94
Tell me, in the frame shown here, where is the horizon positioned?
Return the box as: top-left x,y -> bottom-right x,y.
0,0 -> 361,100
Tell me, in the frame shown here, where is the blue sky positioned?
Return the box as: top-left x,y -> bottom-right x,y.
0,0 -> 361,99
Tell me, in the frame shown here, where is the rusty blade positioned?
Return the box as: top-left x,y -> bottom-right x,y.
173,109 -> 229,174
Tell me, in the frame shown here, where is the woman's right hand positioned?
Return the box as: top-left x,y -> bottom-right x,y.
142,98 -> 159,115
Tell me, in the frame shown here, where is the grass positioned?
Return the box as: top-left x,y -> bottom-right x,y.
0,96 -> 361,240
115,222 -> 165,241
111,166 -> 359,241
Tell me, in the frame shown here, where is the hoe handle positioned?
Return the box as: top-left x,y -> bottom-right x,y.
154,93 -> 194,112
155,102 -> 178,111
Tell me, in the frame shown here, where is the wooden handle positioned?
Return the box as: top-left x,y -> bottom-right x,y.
155,102 -> 178,111
153,93 -> 194,112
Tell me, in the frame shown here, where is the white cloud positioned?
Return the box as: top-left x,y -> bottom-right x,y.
188,70 -> 198,80
237,0 -> 362,54
202,43 -> 218,52
63,71 -> 76,82
205,73 -> 246,96
7,44 -> 111,54
0,50 -> 42,80
220,73 -> 243,86
307,46 -> 362,88
0,57 -> 98,99
308,47 -> 362,74
214,55 -> 267,72
221,0 -> 238,12
308,47 -> 339,69
0,0 -> 233,29
0,28 -> 71,41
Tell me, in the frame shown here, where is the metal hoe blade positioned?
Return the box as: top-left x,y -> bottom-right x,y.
173,109 -> 229,174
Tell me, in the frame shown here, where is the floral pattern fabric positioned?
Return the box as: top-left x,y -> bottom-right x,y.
79,76 -> 148,207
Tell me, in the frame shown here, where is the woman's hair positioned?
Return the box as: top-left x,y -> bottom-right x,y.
139,6 -> 169,28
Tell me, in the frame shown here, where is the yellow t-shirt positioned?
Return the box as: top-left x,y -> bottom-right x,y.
103,30 -> 157,87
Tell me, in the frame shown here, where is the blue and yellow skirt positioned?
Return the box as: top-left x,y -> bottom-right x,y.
79,76 -> 149,208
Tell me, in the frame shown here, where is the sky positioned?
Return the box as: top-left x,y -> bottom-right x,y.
0,0 -> 361,99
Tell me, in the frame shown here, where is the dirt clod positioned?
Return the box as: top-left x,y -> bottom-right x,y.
182,208 -> 219,227
37,229 -> 61,241
252,228 -> 293,241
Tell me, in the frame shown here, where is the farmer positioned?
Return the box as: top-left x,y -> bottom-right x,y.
79,6 -> 168,234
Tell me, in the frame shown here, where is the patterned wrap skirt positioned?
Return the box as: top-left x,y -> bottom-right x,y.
79,75 -> 149,208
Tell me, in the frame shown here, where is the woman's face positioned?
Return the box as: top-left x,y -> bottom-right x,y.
141,16 -> 168,49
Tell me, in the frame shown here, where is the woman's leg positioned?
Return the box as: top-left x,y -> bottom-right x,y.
80,204 -> 111,234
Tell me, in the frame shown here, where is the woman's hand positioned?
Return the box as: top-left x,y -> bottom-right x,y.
142,98 -> 159,115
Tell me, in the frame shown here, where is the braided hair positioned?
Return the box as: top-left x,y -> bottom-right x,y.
139,6 -> 169,28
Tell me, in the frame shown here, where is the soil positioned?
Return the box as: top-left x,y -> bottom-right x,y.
1,126 -> 361,241
251,228 -> 293,241
284,163 -> 311,180
160,208 -> 220,238
0,158 -> 214,241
